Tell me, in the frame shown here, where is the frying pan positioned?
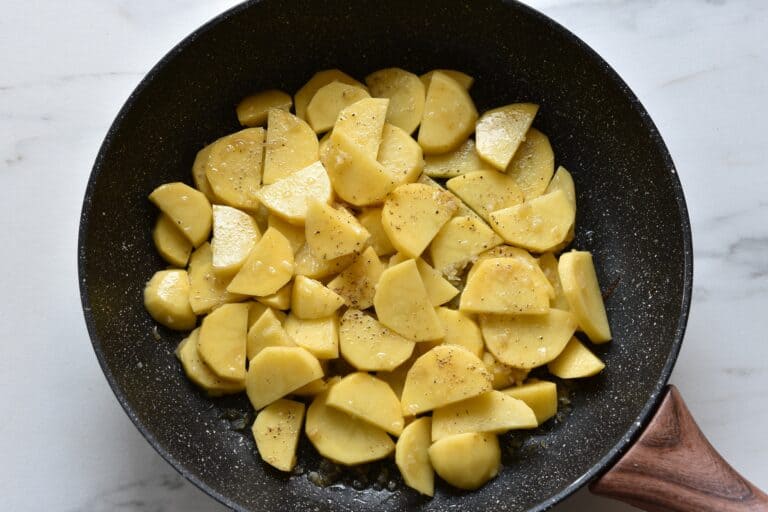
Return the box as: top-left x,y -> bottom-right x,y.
77,1 -> 767,511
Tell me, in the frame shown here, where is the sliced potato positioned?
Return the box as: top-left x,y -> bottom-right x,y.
294,69 -> 366,120
291,275 -> 345,320
418,72 -> 478,154
198,302 -> 249,382
420,69 -> 474,91
153,214 -> 193,267
435,308 -> 483,358
417,173 -> 483,222
191,142 -> 217,202
326,372 -> 404,435
558,250 -> 612,343
460,257 -> 550,315
446,170 -> 524,222
538,252 -> 569,310
431,390 -> 537,440
546,165 -> 577,208
382,183 -> 458,258
376,353 -> 414,399
339,309 -> 415,372
471,245 -> 555,300
506,128 -> 555,200
475,103 -> 538,170
236,89 -> 292,127
429,216 -> 503,275
246,307 -> 296,360
294,243 -> 357,280
255,161 -> 333,225
205,128 -> 264,210
327,247 -> 384,310
389,254 -> 459,306
357,208 -> 395,256
305,200 -> 370,260
188,243 -> 246,315
428,432 -> 500,490
423,139 -> 493,178
503,380 -> 558,425
482,352 -> 529,389
284,313 -> 339,359
306,81 -> 371,133
211,205 -> 260,275
248,302 -> 269,328
227,227 -> 294,296
366,68 -> 425,134
395,417 -> 434,496
252,399 -> 305,471
291,378 -> 329,397
267,214 -> 306,254
176,329 -> 244,396
489,189 -> 575,252
480,309 -> 577,368
149,182 -> 212,247
377,123 -> 424,186
256,281 -> 293,310
246,346 -> 324,410
548,337 -> 606,378
401,345 -> 491,415
374,259 -> 445,342
305,385 -> 395,466
332,97 -> 389,158
262,109 -> 319,184
143,269 -> 196,331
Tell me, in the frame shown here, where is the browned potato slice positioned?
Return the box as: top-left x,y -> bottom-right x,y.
252,399 -> 305,471
210,205 -> 260,276
263,109 -> 319,184
489,189 -> 575,252
176,328 -> 244,396
246,346 -> 324,409
389,254 -> 459,306
191,142 -> 217,202
420,69 -> 474,91
446,170 -> 524,222
502,380 -> 558,425
460,257 -> 550,315
429,216 -> 503,276
153,213 -> 192,267
198,302 -> 249,382
246,307 -> 295,360
339,309 -> 415,372
305,200 -> 370,260
548,337 -> 605,378
332,97 -> 389,159
475,103 -> 538,170
306,81 -> 370,133
284,313 -> 339,360
431,390 -> 537,440
236,89 -> 292,127
294,243 -> 357,280
506,128 -> 555,200
428,432 -> 500,490
357,208 -> 395,256
326,372 -> 404,435
395,417 -> 434,496
227,227 -> 294,297
143,269 -> 197,331
435,308 -> 483,358
327,247 -> 385,310
366,68 -> 426,134
418,72 -> 478,154
255,161 -> 333,224
558,251 -> 612,343
377,123 -> 424,186
187,243 -> 247,315
291,275 -> 345,320
205,128 -> 264,210
149,182 -> 212,247
294,69 -> 366,120
423,139 -> 493,178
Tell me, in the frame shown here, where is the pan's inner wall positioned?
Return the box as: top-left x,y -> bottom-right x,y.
80,1 -> 690,511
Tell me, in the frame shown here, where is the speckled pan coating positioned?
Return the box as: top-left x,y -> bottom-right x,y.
78,1 -> 693,511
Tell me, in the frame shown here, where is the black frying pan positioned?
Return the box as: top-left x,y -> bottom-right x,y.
80,1 -> 732,510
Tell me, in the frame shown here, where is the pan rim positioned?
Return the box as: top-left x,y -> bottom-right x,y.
77,0 -> 693,510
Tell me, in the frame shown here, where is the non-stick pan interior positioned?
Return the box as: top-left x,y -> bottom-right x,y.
79,1 -> 692,511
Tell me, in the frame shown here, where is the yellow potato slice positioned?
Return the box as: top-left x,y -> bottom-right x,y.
294,243 -> 356,280
267,214 -> 305,254
546,165 -> 576,208
389,254 -> 459,306
357,208 -> 395,256
253,203 -> 270,233
252,399 -> 305,472
395,417 -> 434,496
558,251 -> 612,343
246,346 -> 324,410
460,257 -> 550,315
446,170 -> 524,222
366,68 -> 426,134
255,161 -> 332,225
187,243 -> 246,315
480,309 -> 577,368
418,72 -> 478,154
376,354 -> 414,399
489,189 -> 575,253
149,182 -> 212,247
435,308 -> 483,358
306,387 -> 395,466
549,337 -> 605,378
374,259 -> 445,342
247,302 -> 269,328
326,372 -> 405,436
191,142 -> 217,202
236,89 -> 292,127
291,378 -> 329,397
143,269 -> 197,331
305,200 -> 370,260
429,216 -> 503,275
417,173 -> 483,222
227,227 -> 293,296
502,380 -> 558,425
291,275 -> 344,320
471,245 -> 555,300
377,123 -> 424,186
256,281 -> 292,310
431,390 -> 537,441
327,247 -> 385,310
428,432 -> 500,490
176,329 -> 244,396
306,81 -> 370,133
401,345 -> 491,415
538,252 -> 569,310
506,128 -> 555,200
332,97 -> 389,159
205,128 -> 264,210
423,139 -> 493,178
153,214 -> 193,267
420,69 -> 474,91
284,313 -> 339,360
210,205 -> 260,275
482,352 -> 529,390
339,309 -> 415,372
246,307 -> 296,360
198,302 -> 249,382
475,103 -> 538,170
382,183 -> 458,258
262,109 -> 319,185
294,69 -> 366,120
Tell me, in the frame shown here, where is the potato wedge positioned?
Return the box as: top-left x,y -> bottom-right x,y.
256,281 -> 292,310
418,72 -> 478,154
252,399 -> 305,472
389,254 -> 459,306
211,205 -> 260,275
377,123 -> 424,186
431,390 -> 537,440
382,183 -> 458,258
294,243 -> 356,280
446,170 -> 524,222
306,81 -> 370,133
176,329 -> 244,396
460,257 -> 550,315
429,216 -> 503,276
198,302 -> 249,382
475,103 -> 538,170
236,89 -> 292,127
420,69 -> 474,91
339,309 -> 415,372
538,252 -> 569,310
327,247 -> 384,310
191,142 -> 217,202
153,213 -> 192,267
205,128 -> 264,210
549,337 -> 605,378
502,380 -> 558,425
246,307 -> 296,360
366,68 -> 425,135
428,432 -> 500,490
149,182 -> 212,247
227,227 -> 294,296
558,251 -> 612,343
401,345 -> 491,415
144,269 -> 196,331
255,161 -> 332,225
284,313 -> 339,360
188,243 -> 247,315
435,308 -> 483,358
506,128 -> 555,200
326,372 -> 405,435
395,417 -> 434,496
489,189 -> 575,253
267,214 -> 306,254
246,346 -> 324,410
374,259 -> 445,342
294,69 -> 366,120
480,309 -> 577,368
357,208 -> 395,256
305,385 -> 395,466
291,275 -> 344,320
332,97 -> 389,159
262,109 -> 319,184
423,139 -> 493,178
305,200 -> 370,260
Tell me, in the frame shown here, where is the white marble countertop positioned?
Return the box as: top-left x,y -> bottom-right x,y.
1,0 -> 766,510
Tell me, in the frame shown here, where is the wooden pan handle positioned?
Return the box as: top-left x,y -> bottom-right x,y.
590,385 -> 768,511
